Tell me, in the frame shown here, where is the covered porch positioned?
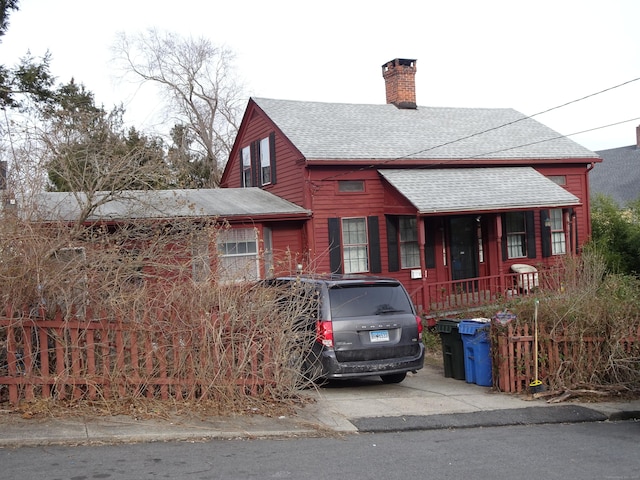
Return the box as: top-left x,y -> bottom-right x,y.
379,167 -> 581,320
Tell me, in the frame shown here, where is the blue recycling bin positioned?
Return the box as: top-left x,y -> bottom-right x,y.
459,321 -> 492,387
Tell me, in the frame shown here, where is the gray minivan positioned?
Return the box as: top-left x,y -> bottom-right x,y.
266,274 -> 425,384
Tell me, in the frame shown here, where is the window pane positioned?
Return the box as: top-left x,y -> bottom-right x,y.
401,242 -> 420,268
343,218 -> 367,244
338,180 -> 365,192
550,209 -> 566,255
548,175 -> 566,185
506,212 -> 525,232
507,234 -> 526,258
217,228 -> 259,281
506,212 -> 526,259
242,146 -> 252,187
260,137 -> 271,185
399,217 -> 417,242
343,245 -> 368,273
342,218 -> 369,273
550,208 -> 563,230
399,216 -> 419,268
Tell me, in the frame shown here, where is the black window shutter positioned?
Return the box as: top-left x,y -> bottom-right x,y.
501,214 -> 508,261
526,211 -> 536,259
386,216 -> 399,272
424,218 -> 436,269
239,150 -> 244,187
251,141 -> 259,187
328,218 -> 342,274
540,210 -> 551,258
269,132 -> 277,185
368,216 -> 381,273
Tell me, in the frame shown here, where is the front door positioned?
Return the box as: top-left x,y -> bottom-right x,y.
449,216 -> 478,282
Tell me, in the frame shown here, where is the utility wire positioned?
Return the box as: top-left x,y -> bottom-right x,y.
317,76 -> 640,181
470,116 -> 640,159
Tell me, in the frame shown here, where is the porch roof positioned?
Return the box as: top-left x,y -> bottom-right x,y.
379,167 -> 581,214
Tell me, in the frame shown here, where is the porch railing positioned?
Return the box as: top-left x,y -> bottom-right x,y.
412,268 -> 563,318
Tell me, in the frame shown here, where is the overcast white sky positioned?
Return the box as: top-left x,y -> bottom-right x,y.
3,0 -> 640,152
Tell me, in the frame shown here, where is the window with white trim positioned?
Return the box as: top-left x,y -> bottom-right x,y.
260,137 -> 271,186
242,146 -> 252,187
399,216 -> 420,268
550,208 -> 566,255
342,217 -> 369,273
506,212 -> 527,259
217,228 -> 259,281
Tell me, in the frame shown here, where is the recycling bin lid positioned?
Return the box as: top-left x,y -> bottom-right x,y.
458,320 -> 491,335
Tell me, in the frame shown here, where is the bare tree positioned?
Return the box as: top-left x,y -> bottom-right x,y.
113,29 -> 245,187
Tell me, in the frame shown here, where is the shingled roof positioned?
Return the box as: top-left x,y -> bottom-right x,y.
379,167 -> 581,214
24,188 -> 311,223
252,97 -> 599,162
592,145 -> 640,206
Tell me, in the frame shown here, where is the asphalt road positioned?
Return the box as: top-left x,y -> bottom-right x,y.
2,420 -> 638,479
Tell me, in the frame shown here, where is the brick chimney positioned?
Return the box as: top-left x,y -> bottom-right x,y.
636,124 -> 640,148
382,58 -> 417,109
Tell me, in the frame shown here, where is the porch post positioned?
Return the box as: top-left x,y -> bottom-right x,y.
418,215 -> 428,314
496,214 -> 505,291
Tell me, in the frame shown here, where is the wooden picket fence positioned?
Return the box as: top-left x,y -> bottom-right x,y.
0,306 -> 276,406
492,322 -> 640,393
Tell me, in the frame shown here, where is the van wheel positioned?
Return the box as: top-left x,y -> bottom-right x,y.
380,372 -> 407,384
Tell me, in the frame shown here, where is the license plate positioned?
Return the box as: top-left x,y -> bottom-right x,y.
370,330 -> 390,342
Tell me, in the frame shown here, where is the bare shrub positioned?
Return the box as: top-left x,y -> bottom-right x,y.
0,214 -> 318,414
495,250 -> 640,393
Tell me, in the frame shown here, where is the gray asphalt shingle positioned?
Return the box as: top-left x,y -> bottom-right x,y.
379,167 -> 581,214
592,145 -> 640,206
25,188 -> 310,222
253,98 -> 599,161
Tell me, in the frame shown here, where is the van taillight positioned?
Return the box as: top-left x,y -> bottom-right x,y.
415,315 -> 424,335
316,320 -> 334,347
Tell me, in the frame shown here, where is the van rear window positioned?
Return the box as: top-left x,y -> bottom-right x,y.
329,284 -> 413,318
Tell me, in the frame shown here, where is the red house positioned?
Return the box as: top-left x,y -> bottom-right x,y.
221,58 -> 601,315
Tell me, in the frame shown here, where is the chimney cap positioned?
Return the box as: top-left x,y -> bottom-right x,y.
382,58 -> 417,69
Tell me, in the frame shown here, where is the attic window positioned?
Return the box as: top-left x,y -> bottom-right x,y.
242,146 -> 252,187
548,175 -> 566,186
260,137 -> 271,185
338,180 -> 365,193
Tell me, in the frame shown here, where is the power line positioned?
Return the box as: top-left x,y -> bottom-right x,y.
471,116 -> 640,159
400,75 -> 640,160
317,76 -> 640,182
